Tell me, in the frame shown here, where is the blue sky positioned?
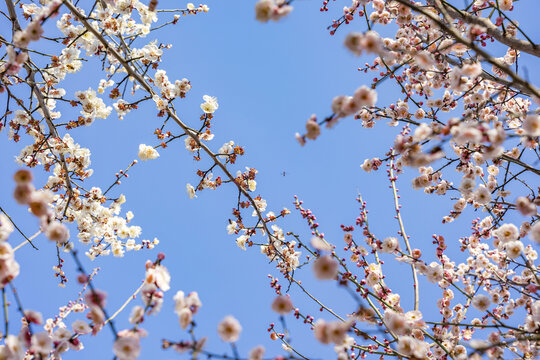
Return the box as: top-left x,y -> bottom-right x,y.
0,0 -> 539,359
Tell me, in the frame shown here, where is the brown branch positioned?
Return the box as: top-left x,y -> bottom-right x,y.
393,0 -> 540,99
0,206 -> 38,250
440,1 -> 540,58
389,155 -> 419,311
500,154 -> 540,176
5,0 -> 74,208
61,0 -> 278,247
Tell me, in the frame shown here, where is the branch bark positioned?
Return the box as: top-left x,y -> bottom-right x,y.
393,0 -> 540,99
440,1 -> 540,58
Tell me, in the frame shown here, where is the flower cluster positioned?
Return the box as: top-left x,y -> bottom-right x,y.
13,169 -> 70,245
173,290 -> 202,330
217,315 -> 242,343
1,0 -> 539,359
1,1 -> 61,75
74,88 -> 112,126
0,214 -> 19,287
1,46 -> 28,75
154,70 -> 192,102
297,86 -> 378,144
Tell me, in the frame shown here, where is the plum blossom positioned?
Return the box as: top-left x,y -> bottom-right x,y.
137,144 -> 159,161
129,306 -> 145,325
505,240 -> 524,259
113,336 -> 140,360
530,222 -> 540,243
235,234 -> 249,250
255,0 -> 292,22
0,215 -> 14,242
248,346 -> 265,360
72,320 -> 92,335
353,86 -> 378,108
271,295 -> 294,314
31,332 -> 53,356
200,95 -> 218,114
515,197 -> 537,216
494,223 -> 519,243
313,319 -> 350,345
217,315 -> 242,342
310,236 -> 332,251
344,32 -> 363,55
473,185 -> 491,206
313,255 -> 338,280
178,308 -> 192,329
145,264 -> 171,292
522,114 -> 540,136
397,336 -> 429,359
186,183 -> 197,199
45,221 -> 70,243
472,294 -> 491,312
499,0 -> 513,11
380,237 -> 399,253
305,115 -> 321,140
